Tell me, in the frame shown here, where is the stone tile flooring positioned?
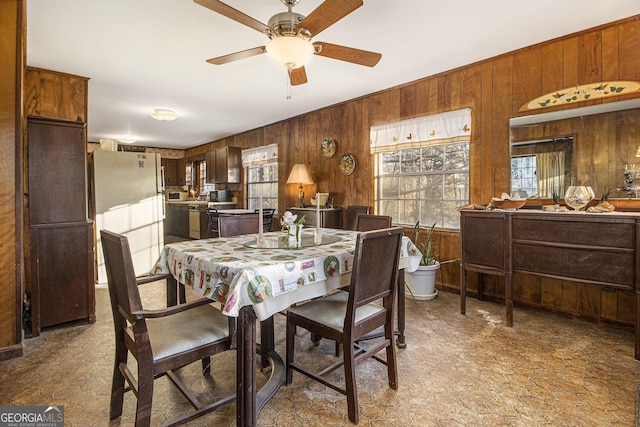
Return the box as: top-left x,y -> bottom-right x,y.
1,285 -> 639,426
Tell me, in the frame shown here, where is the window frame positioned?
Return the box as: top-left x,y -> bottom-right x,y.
374,141 -> 469,230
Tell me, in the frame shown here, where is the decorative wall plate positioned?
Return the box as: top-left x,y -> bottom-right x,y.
321,138 -> 336,159
338,153 -> 356,176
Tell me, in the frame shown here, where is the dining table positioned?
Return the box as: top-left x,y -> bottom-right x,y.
152,227 -> 421,426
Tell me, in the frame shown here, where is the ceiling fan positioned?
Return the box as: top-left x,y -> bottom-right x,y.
194,0 -> 382,85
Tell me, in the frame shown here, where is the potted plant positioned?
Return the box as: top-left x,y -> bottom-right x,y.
405,221 -> 441,300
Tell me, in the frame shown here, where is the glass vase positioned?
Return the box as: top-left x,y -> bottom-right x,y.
564,185 -> 594,210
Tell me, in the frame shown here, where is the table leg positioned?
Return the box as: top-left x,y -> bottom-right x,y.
166,275 -> 178,307
237,306 -> 257,427
260,317 -> 274,370
396,269 -> 406,348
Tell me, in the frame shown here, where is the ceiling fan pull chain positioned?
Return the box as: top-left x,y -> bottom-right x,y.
286,71 -> 292,100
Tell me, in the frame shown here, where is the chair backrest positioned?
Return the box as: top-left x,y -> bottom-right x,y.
355,214 -> 392,232
100,230 -> 144,330
346,227 -> 403,324
345,206 -> 370,230
218,214 -> 260,237
254,208 -> 276,232
207,208 -> 220,237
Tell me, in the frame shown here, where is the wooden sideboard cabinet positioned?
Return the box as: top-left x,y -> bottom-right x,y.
288,207 -> 342,229
460,209 -> 640,359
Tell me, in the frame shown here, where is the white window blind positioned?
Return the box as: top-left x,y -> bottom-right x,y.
370,108 -> 472,153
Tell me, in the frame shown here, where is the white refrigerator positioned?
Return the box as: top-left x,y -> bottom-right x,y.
91,151 -> 164,284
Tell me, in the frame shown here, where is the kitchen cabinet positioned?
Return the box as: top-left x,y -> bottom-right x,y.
24,66 -> 88,122
161,157 -> 186,187
288,207 -> 342,229
206,146 -> 241,183
165,203 -> 189,238
27,117 -> 95,335
165,202 -> 235,239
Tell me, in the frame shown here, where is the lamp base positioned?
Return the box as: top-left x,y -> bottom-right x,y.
297,184 -> 305,208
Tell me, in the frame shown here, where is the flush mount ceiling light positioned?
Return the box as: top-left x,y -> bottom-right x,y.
117,136 -> 137,144
149,108 -> 178,121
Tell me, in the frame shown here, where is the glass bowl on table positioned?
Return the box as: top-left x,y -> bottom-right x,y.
564,185 -> 595,210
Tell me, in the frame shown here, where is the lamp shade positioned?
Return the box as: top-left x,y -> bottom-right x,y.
265,36 -> 314,69
286,164 -> 314,185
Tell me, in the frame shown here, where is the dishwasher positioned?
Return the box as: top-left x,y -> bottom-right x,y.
188,205 -> 201,239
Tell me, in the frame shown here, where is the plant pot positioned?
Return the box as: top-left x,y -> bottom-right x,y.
405,263 -> 440,301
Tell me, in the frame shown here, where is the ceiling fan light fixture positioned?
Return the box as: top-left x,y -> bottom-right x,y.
149,108 -> 178,121
265,36 -> 314,69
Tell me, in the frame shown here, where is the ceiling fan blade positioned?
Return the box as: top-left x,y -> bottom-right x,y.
289,66 -> 308,86
194,0 -> 271,33
313,42 -> 381,67
295,0 -> 363,37
206,46 -> 266,65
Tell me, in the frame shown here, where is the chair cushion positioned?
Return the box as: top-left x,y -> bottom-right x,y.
126,304 -> 229,361
288,292 -> 384,332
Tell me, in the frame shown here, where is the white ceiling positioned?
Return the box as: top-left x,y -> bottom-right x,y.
26,0 -> 640,150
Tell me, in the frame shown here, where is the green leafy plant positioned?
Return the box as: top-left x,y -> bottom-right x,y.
412,221 -> 439,266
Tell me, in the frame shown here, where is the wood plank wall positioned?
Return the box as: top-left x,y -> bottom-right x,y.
0,0 -> 23,361
186,16 -> 640,323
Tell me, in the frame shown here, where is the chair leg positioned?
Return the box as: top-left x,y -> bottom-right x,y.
135,361 -> 155,427
179,283 -> 186,304
343,338 -> 359,424
202,356 -> 211,375
385,326 -> 398,390
109,344 -> 127,420
285,319 -> 296,385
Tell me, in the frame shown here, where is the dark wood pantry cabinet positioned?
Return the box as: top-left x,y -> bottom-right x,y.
27,116 -> 95,336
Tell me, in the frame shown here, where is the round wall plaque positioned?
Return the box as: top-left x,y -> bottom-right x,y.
321,138 -> 336,159
338,153 -> 356,176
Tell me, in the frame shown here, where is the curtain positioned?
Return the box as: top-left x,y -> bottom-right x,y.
370,108 -> 472,153
536,151 -> 565,198
241,143 -> 278,166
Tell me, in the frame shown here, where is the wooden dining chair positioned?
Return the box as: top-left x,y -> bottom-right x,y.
355,214 -> 392,232
217,213 -> 260,237
206,207 -> 220,238
345,206 -> 370,230
254,208 -> 276,232
285,227 -> 403,424
101,230 -> 235,427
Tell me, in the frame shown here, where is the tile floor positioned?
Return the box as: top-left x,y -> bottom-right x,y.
1,285 -> 639,426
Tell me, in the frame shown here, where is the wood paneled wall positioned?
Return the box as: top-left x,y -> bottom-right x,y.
187,16 -> 640,319
0,0 -> 23,361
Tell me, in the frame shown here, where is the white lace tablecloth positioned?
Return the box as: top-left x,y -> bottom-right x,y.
153,228 -> 421,321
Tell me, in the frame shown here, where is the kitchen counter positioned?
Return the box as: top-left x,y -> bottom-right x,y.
165,200 -> 236,207
164,201 -> 236,239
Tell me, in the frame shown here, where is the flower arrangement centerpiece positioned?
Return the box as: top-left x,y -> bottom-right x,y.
281,211 -> 305,245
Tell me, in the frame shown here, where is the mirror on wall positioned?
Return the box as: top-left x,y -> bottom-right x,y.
509,99 -> 640,200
